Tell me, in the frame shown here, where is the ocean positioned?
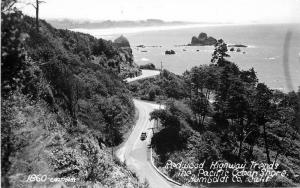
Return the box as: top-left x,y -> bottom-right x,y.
74,23 -> 300,92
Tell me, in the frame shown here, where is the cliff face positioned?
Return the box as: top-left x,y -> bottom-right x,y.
113,35 -> 141,78
190,32 -> 217,46
118,47 -> 141,78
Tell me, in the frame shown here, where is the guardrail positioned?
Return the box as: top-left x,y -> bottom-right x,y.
148,147 -> 182,186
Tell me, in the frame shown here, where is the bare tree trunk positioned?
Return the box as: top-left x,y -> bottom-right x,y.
36,0 -> 39,32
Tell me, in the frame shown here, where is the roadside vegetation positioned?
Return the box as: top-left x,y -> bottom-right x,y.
129,39 -> 300,187
139,63 -> 157,70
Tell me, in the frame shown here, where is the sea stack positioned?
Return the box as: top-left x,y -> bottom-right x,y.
190,32 -> 217,46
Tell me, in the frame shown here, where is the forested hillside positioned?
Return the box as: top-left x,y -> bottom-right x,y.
1,2 -> 146,187
130,40 -> 300,187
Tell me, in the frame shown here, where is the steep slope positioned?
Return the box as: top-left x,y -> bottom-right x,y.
1,9 -> 146,188
20,16 -> 142,146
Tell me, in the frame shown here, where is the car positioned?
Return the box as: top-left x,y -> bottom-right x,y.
140,132 -> 147,141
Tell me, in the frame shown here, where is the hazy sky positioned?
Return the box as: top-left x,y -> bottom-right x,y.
19,0 -> 300,23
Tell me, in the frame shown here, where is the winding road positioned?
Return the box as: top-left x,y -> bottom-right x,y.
117,70 -> 179,188
124,69 -> 160,82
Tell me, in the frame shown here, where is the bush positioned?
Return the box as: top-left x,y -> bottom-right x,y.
148,88 -> 156,101
140,63 -> 156,70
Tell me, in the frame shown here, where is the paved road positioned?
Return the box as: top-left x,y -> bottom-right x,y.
116,99 -> 175,188
124,69 -> 160,82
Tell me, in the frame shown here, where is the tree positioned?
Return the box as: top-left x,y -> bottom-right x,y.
163,78 -> 186,99
1,4 -> 27,186
1,1 -> 28,95
148,88 -> 156,101
273,107 -> 295,164
205,65 -> 221,97
254,83 -> 273,163
28,0 -> 45,32
183,65 -> 220,115
149,101 -> 190,156
1,0 -> 17,11
226,78 -> 249,158
43,61 -> 80,127
189,66 -> 208,94
211,39 -> 230,66
150,109 -> 180,128
214,64 -> 236,116
240,68 -> 258,86
190,94 -> 210,128
98,96 -> 126,151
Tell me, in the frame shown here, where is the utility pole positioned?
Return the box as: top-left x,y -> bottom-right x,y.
149,127 -> 155,135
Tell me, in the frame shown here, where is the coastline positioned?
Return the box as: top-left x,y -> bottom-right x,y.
71,23 -> 234,38
71,22 -> 300,39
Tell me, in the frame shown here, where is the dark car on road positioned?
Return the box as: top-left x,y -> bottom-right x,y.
140,132 -> 147,141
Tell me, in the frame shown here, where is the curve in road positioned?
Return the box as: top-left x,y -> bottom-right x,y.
124,69 -> 160,82
116,99 -> 176,188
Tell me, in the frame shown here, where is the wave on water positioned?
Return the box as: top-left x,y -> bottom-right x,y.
227,43 -> 256,48
265,56 -> 279,60
247,45 -> 256,48
265,57 -> 276,60
71,23 -> 233,38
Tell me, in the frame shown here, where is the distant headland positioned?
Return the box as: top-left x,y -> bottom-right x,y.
47,19 -> 195,29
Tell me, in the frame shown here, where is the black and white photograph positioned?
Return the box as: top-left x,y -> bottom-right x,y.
1,0 -> 300,187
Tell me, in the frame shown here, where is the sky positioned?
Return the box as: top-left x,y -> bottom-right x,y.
19,0 -> 300,24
